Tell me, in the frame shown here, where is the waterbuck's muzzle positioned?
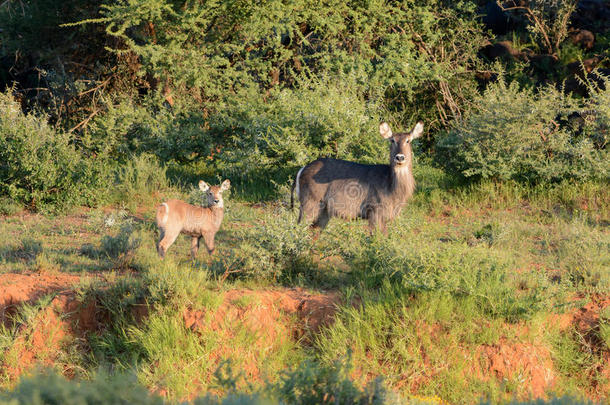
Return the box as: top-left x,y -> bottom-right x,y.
213,199 -> 220,204
395,154 -> 406,164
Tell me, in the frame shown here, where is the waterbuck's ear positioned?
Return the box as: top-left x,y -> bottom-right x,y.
379,122 -> 393,139
220,179 -> 231,192
199,180 -> 210,192
408,121 -> 424,142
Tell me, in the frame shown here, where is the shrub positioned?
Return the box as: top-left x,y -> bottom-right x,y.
0,369 -> 596,405
81,221 -> 143,269
116,153 -> 170,198
273,359 -> 399,405
581,71 -> 610,150
76,0 -> 486,136
210,77 -> 385,177
0,197 -> 21,216
436,80 -> 609,182
0,91 -> 113,211
86,100 -> 213,164
495,0 -> 577,56
233,207 -> 313,281
0,372 -> 163,405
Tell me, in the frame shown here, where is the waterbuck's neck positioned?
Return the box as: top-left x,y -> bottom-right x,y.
194,205 -> 224,230
208,206 -> 224,224
389,162 -> 415,203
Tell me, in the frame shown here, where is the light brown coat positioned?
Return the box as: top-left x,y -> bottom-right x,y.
156,180 -> 230,259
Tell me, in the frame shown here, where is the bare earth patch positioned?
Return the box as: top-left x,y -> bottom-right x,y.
2,270 -> 609,402
0,272 -> 82,325
477,340 -> 555,398
180,288 -> 342,396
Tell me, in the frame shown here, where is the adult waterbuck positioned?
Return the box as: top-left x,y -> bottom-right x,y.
291,121 -> 423,234
156,179 -> 230,259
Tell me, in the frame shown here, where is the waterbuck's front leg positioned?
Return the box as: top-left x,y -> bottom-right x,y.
190,236 -> 201,260
367,211 -> 388,236
202,232 -> 215,255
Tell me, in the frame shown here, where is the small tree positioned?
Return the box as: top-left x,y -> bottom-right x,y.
496,0 -> 577,57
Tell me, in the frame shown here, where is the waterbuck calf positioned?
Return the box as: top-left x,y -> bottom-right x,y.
156,179 -> 230,259
291,121 -> 423,234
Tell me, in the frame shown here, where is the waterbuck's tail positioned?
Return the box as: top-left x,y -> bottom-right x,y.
290,176 -> 296,210
156,202 -> 169,226
290,166 -> 305,211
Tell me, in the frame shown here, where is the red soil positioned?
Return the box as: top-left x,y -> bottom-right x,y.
0,272 -> 82,325
1,293 -> 92,380
477,340 -> 555,398
2,270 -> 609,402
181,288 -> 342,393
0,272 -> 101,381
566,295 -> 610,399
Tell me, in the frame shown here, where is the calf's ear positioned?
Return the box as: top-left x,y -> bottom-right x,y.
220,179 -> 231,192
379,122 -> 393,139
199,180 -> 210,191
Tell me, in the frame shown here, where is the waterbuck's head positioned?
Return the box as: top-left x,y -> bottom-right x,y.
379,121 -> 424,169
199,179 -> 231,208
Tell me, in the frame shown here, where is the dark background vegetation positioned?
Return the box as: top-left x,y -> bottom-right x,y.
0,0 -> 608,211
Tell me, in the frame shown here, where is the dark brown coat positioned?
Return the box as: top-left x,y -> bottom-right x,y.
291,122 -> 423,233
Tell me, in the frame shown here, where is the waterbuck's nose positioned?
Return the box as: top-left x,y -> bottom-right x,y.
395,154 -> 405,163
214,199 -> 220,204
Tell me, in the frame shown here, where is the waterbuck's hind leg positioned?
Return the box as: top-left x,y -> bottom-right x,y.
300,197 -> 323,225
158,230 -> 180,258
157,228 -> 166,258
312,208 -> 330,230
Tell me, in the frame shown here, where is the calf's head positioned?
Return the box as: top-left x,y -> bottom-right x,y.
379,121 -> 424,169
199,179 -> 231,207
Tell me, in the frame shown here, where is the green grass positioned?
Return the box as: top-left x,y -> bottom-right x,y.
0,163 -> 608,403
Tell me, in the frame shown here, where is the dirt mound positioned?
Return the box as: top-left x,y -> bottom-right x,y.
571,295 -> 610,336
0,271 -> 109,382
570,295 -> 610,398
0,272 -> 82,325
1,293 -> 78,380
477,340 -> 555,398
184,288 -> 342,338
181,288 -> 342,392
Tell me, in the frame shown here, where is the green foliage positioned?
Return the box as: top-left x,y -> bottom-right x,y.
81,222 -> 141,267
0,91 -> 113,211
436,79 -> 609,182
0,372 -> 163,405
344,233 -> 546,322
16,238 -> 44,263
0,0 -> 117,125
116,153 -> 170,198
86,100 -> 212,164
80,0 -> 486,132
274,359 -> 398,405
234,207 -> 313,281
0,368 -> 596,405
581,72 -> 610,150
211,77 -> 386,176
0,197 -> 21,216
478,397 -> 595,405
599,307 -> 610,351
